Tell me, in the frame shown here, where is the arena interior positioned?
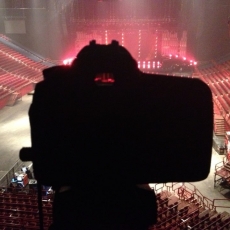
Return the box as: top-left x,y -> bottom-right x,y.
1,0 -> 230,229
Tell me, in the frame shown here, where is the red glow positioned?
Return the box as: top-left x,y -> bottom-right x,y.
94,73 -> 115,84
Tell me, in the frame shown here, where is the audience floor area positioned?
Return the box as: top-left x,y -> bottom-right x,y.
0,94 -> 230,212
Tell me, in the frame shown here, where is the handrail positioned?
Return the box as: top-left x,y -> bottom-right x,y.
164,182 -> 230,212
203,195 -> 215,211
215,160 -> 225,170
215,156 -> 229,172
171,182 -> 195,200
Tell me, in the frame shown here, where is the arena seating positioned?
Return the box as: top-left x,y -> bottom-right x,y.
0,187 -> 53,230
0,44 -> 44,82
149,182 -> 230,230
0,39 -> 49,110
0,182 -> 230,230
195,60 -> 230,135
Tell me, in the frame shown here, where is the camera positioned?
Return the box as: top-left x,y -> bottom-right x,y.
20,40 -> 213,229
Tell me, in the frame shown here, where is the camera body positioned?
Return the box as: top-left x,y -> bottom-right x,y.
19,40 -> 213,228
21,40 -> 213,187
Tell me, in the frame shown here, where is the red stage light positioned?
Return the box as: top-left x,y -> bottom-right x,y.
138,61 -> 140,69
63,58 -> 74,65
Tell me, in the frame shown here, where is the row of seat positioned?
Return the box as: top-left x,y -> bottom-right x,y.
0,188 -> 53,202
211,82 -> 230,96
198,65 -> 230,83
0,200 -> 52,210
0,39 -> 48,110
0,76 -> 32,91
1,207 -> 52,218
0,88 -> 11,98
0,42 -> 46,70
0,73 -> 33,108
0,54 -> 42,82
149,183 -> 230,230
0,216 -> 51,230
195,61 -> 230,129
154,200 -> 200,229
0,187 -> 53,230
0,209 -> 52,230
1,184 -> 230,230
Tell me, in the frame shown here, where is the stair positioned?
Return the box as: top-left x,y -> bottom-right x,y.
214,114 -> 226,136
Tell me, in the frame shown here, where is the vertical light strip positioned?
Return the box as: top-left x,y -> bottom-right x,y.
138,30 -> 141,59
105,30 -> 108,45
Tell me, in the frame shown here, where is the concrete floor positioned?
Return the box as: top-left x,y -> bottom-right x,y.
0,95 -> 32,184
0,95 -> 230,213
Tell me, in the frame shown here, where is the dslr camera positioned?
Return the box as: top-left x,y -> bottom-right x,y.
20,40 -> 213,229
